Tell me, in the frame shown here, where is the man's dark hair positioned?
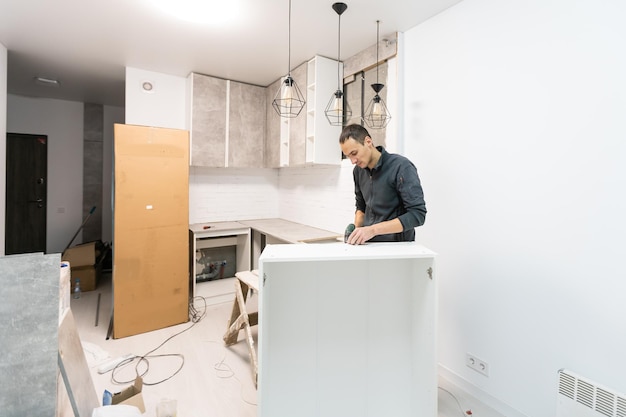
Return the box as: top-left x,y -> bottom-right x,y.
339,124 -> 371,145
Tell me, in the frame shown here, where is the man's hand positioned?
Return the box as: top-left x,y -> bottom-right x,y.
345,225 -> 377,245
345,218 -> 404,245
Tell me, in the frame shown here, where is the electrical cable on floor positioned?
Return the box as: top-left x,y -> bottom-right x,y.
213,349 -> 257,406
438,386 -> 473,416
214,351 -> 235,379
204,288 -> 258,406
108,295 -> 209,386
189,295 -> 208,323
105,293 -> 256,405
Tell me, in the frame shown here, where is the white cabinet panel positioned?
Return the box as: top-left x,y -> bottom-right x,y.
258,242 -> 437,417
305,55 -> 343,165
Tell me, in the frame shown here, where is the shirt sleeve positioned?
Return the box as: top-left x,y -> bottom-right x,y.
354,167 -> 366,213
396,164 -> 427,229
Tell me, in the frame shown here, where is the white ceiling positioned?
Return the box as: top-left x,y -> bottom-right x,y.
0,0 -> 462,107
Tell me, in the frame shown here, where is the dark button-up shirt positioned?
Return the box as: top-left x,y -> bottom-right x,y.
353,146 -> 427,242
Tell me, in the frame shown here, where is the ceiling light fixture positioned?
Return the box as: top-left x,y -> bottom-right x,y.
325,2 -> 351,126
34,76 -> 60,87
151,0 -> 241,26
272,0 -> 306,118
142,80 -> 155,92
363,20 -> 391,129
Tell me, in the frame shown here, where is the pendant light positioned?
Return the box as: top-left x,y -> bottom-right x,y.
272,0 -> 306,118
325,2 -> 351,126
364,20 -> 391,129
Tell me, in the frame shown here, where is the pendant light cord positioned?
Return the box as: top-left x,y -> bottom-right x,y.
376,20 -> 380,85
287,0 -> 292,76
337,12 -> 342,89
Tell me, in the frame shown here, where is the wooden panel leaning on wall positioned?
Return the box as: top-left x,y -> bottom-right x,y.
112,124 -> 190,339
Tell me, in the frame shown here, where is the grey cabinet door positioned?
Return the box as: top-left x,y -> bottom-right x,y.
191,73 -> 227,167
265,78 -> 282,168
229,81 -> 266,168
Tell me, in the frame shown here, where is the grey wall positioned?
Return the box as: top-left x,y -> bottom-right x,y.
83,103 -> 103,243
0,253 -> 60,416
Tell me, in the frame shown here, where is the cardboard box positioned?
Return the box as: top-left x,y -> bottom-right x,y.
111,377 -> 145,413
62,241 -> 97,267
62,241 -> 105,292
70,263 -> 102,292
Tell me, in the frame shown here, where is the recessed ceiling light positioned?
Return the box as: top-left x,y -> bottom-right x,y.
142,80 -> 155,92
34,77 -> 60,87
151,0 -> 241,26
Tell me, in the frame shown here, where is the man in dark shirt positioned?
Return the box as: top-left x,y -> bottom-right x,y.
339,124 -> 427,245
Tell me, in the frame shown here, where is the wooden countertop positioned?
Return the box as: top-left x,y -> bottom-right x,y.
189,221 -> 250,237
190,219 -> 341,244
238,218 -> 342,244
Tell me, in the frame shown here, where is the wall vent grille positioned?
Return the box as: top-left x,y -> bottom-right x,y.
557,369 -> 626,417
616,396 -> 626,417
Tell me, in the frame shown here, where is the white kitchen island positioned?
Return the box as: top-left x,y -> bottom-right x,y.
258,242 -> 437,417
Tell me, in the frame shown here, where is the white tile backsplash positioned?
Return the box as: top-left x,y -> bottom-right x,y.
278,160 -> 355,233
189,166 -> 279,223
189,160 -> 356,233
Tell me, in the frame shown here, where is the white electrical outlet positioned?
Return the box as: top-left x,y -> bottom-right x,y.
466,353 -> 489,376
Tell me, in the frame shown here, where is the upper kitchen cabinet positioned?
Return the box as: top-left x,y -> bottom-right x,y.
190,73 -> 266,167
265,56 -> 341,168
305,56 -> 342,165
265,77 -> 282,168
190,73 -> 227,167
287,63 -> 308,166
229,81 -> 266,168
265,61 -> 307,168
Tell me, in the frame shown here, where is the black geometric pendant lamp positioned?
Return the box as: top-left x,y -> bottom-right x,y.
363,20 -> 391,129
324,2 -> 352,126
272,0 -> 306,118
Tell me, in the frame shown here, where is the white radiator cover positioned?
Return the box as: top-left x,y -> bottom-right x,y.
557,369 -> 626,417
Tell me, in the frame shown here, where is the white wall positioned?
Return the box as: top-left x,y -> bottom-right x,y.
0,42 -> 6,256
125,67 -> 187,129
7,95 -> 84,254
5,96 -> 123,253
403,0 -> 626,415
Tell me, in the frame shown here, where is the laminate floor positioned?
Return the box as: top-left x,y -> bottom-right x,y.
71,272 -> 257,417
70,272 -> 505,417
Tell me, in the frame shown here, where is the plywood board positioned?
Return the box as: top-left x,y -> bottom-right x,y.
113,124 -> 190,338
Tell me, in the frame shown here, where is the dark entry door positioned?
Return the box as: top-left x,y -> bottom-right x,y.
5,133 -> 47,254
